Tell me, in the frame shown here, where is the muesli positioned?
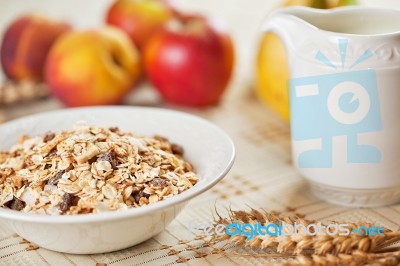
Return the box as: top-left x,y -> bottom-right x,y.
0,122 -> 198,215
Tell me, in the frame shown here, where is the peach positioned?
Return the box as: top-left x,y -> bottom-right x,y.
44,27 -> 141,107
0,15 -> 70,82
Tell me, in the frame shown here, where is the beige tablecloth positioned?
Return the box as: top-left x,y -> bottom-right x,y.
1,1 -> 400,265
1,93 -> 400,265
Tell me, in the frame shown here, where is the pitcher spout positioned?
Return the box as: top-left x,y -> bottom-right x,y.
261,7 -> 320,61
261,6 -> 400,73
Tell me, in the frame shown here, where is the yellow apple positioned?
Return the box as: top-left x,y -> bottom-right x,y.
256,33 -> 290,122
45,26 -> 141,106
106,0 -> 173,51
255,0 -> 357,122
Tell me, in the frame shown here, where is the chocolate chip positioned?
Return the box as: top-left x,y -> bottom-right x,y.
171,143 -> 184,156
43,131 -> 55,142
7,196 -> 25,211
47,169 -> 65,185
97,151 -> 117,170
60,193 -> 77,212
148,178 -> 168,188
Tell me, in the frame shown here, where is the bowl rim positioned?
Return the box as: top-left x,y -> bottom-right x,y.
0,106 -> 235,224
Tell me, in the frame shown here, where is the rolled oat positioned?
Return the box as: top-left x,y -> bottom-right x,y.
0,123 -> 198,215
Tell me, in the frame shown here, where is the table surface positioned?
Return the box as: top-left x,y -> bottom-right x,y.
1,1 -> 400,265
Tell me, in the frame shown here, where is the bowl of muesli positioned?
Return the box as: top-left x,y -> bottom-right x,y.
0,107 -> 235,254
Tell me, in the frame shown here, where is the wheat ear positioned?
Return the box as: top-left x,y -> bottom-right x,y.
210,208 -> 400,256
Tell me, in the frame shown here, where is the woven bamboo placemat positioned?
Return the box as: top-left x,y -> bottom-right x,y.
1,92 -> 399,266
1,1 -> 400,264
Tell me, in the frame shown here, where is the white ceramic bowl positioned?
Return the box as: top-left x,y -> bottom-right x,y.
0,107 -> 235,254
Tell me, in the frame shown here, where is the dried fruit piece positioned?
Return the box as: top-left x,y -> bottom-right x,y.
171,143 -> 184,156
109,127 -> 119,133
47,169 -> 65,185
97,150 -> 117,170
60,193 -> 76,212
148,177 -> 168,188
79,208 -> 93,214
133,190 -> 149,203
43,131 -> 55,142
45,148 -> 58,158
7,196 -> 25,211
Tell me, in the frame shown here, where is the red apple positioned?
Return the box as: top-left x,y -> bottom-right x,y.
0,15 -> 70,82
106,0 -> 173,50
144,15 -> 234,107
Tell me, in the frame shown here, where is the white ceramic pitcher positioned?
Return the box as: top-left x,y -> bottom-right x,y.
262,7 -> 400,207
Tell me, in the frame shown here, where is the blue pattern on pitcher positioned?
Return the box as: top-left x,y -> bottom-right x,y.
289,40 -> 382,168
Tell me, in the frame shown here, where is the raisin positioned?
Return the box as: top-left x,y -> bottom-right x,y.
97,150 -> 117,170
43,131 -> 55,142
133,190 -> 149,203
171,143 -> 184,156
148,178 -> 168,188
7,196 -> 25,211
60,193 -> 77,212
47,169 -> 65,185
109,127 -> 119,133
45,148 -> 58,159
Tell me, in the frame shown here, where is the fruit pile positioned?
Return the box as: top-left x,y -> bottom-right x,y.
0,0 -> 234,107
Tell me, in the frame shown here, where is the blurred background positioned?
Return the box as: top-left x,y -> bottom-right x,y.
0,0 -> 400,122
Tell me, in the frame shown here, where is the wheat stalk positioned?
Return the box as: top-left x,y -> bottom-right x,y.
208,208 -> 400,256
0,80 -> 48,105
